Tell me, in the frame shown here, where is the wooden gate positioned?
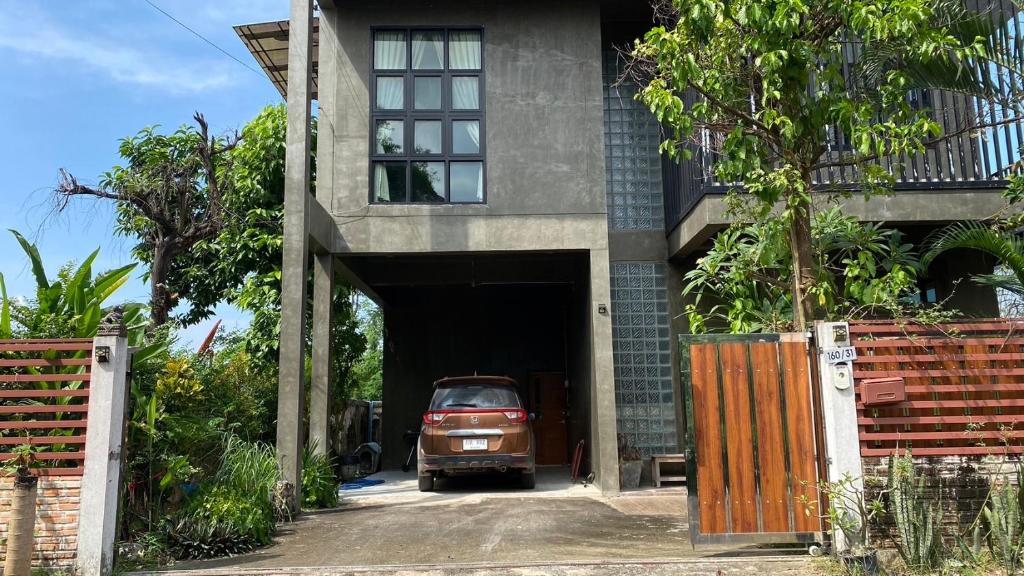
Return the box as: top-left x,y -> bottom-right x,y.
680,334 -> 824,544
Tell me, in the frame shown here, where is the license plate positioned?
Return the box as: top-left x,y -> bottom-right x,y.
463,438 -> 488,451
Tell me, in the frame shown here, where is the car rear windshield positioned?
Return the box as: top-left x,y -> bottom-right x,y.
430,384 -> 521,410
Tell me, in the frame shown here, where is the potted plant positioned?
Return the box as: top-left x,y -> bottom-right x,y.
617,434 -> 642,490
4,444 -> 40,576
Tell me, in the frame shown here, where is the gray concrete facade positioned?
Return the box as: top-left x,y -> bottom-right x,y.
291,0 -> 622,492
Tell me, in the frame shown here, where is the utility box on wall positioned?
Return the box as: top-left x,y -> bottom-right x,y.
860,377 -> 906,407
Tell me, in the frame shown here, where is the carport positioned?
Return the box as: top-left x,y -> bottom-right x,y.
343,252 -> 597,476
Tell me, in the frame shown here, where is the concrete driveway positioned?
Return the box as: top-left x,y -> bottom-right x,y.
139,469 -> 813,575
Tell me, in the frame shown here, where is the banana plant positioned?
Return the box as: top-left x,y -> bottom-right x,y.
0,230 -> 167,456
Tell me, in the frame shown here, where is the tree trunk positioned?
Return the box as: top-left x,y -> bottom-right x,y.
788,193 -> 817,331
4,472 -> 38,576
149,238 -> 176,327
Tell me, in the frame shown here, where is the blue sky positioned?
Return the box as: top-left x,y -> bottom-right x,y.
0,0 -> 288,347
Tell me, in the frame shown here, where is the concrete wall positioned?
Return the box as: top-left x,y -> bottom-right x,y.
318,0 -> 608,255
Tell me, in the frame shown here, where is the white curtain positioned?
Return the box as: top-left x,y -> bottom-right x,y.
412,32 -> 443,69
466,121 -> 480,148
374,31 -> 406,69
374,164 -> 390,202
475,162 -> 483,202
449,31 -> 481,69
452,76 -> 478,109
376,77 -> 404,110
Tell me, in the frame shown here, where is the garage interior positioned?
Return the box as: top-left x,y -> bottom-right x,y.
343,251 -> 597,474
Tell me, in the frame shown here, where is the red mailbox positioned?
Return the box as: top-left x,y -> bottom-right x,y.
860,377 -> 905,406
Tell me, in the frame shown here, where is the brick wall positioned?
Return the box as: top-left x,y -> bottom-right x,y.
862,455 -> 1019,536
0,477 -> 81,569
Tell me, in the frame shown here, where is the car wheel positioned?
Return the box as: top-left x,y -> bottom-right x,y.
418,474 -> 435,492
521,470 -> 536,489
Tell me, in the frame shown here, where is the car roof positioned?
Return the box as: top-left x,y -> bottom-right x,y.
433,375 -> 518,389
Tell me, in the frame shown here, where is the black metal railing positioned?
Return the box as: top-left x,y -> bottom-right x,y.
664,0 -> 1024,232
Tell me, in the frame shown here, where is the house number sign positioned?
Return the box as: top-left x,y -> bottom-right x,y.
823,346 -> 857,365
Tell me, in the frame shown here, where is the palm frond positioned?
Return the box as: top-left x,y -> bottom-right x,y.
923,221 -> 1024,287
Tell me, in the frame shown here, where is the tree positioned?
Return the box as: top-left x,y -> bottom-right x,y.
685,208 -> 921,333
630,0 -> 1019,329
54,113 -> 239,326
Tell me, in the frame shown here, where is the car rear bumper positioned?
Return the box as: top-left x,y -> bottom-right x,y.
420,453 -> 534,474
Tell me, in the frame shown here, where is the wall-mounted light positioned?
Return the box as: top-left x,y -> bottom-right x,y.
94,346 -> 111,363
597,304 -> 608,315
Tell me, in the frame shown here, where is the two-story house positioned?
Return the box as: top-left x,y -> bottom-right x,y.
236,0 -> 1017,497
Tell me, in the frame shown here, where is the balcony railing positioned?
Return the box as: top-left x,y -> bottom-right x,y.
663,0 -> 1024,232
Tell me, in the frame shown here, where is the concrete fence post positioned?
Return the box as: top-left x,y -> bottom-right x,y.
813,320 -> 864,553
76,310 -> 130,576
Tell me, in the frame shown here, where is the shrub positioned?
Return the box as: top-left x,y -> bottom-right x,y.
168,484 -> 275,559
166,435 -> 281,560
302,442 -> 338,509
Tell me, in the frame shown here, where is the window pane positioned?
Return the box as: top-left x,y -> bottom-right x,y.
450,162 -> 483,202
449,31 -> 481,70
411,162 -> 446,202
414,77 -> 442,110
411,31 -> 444,70
373,162 -> 407,202
452,120 -> 480,154
414,120 -> 442,154
376,77 -> 404,110
374,31 -> 407,70
451,76 -> 479,110
375,120 -> 404,154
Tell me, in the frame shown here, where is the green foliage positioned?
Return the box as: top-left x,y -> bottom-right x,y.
924,214 -> 1024,300
684,207 -> 921,333
166,435 -> 280,560
2,230 -> 149,343
982,471 -> 1024,574
301,442 -> 338,509
887,453 -> 943,570
632,0 -> 1009,326
347,296 -> 383,401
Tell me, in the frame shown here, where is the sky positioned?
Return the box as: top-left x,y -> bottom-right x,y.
0,0 -> 288,347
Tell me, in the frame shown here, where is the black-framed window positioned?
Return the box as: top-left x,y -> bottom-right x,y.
370,28 -> 485,204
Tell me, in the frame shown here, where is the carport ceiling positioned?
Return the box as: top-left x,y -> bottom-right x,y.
343,253 -> 588,287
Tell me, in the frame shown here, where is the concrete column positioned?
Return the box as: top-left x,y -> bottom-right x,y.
276,0 -> 315,511
814,321 -> 864,552
589,249 -> 620,494
77,311 -> 130,576
309,253 -> 335,457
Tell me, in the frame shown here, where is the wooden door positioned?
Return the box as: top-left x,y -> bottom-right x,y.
530,372 -> 569,466
681,334 -> 824,545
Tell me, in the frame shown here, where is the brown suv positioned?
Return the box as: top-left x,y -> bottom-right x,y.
417,376 -> 535,491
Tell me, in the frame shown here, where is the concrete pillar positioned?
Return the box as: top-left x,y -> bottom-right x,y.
309,253 -> 335,457
77,311 -> 130,576
276,0 -> 315,511
589,249 -> 620,494
814,321 -> 864,552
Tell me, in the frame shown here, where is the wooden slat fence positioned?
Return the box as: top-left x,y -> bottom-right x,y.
851,319 -> 1024,457
0,339 -> 92,475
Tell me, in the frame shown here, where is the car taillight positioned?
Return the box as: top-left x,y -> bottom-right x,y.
504,409 -> 528,424
422,411 -> 445,425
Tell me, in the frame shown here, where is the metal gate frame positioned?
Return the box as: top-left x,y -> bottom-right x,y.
680,333 -> 827,545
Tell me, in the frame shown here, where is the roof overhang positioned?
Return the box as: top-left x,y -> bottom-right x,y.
234,18 -> 319,99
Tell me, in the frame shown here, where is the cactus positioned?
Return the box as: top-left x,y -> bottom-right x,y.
886,453 -> 943,570
983,479 -> 1024,574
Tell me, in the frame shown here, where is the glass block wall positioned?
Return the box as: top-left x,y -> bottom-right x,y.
610,262 -> 677,456
602,50 -> 665,231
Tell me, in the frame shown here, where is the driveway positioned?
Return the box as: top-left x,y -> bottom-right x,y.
137,469 -> 813,575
